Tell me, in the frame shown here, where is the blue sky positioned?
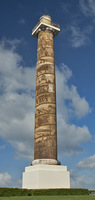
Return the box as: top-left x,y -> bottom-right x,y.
0,0 -> 95,189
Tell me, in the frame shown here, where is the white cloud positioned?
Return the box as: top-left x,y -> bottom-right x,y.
0,39 -> 91,161
0,38 -> 21,51
76,154 -> 95,169
70,26 -> 87,48
69,25 -> 93,48
0,172 -> 22,188
56,64 -> 91,156
80,0 -> 95,17
56,64 -> 91,119
58,117 -> 91,156
0,38 -> 36,161
0,172 -> 12,187
70,85 -> 91,118
70,169 -> 95,189
61,1 -> 94,48
71,170 -> 89,188
13,140 -> 34,160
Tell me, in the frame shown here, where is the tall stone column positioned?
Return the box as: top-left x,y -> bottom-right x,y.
31,15 -> 60,165
22,15 -> 70,189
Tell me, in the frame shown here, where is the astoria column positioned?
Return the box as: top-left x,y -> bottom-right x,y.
22,15 -> 70,189
32,15 -> 60,165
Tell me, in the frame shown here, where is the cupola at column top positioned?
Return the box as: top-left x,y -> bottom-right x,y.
39,15 -> 52,25
32,14 -> 60,38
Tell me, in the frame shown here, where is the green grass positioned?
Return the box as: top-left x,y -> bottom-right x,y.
0,196 -> 95,200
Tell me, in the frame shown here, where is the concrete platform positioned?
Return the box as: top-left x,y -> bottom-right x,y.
22,164 -> 70,189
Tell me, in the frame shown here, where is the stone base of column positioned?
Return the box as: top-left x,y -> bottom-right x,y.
22,164 -> 70,189
31,159 -> 61,166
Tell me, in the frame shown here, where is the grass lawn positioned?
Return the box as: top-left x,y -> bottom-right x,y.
0,196 -> 95,200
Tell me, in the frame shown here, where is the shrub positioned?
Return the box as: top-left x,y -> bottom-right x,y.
31,188 -> 89,196
0,187 -> 89,197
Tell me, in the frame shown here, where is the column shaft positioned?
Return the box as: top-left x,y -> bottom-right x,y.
34,30 -> 57,160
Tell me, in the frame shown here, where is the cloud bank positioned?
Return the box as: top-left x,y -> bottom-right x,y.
0,172 -> 12,187
76,154 -> 95,169
56,64 -> 91,157
0,38 -> 36,160
70,169 -> 95,190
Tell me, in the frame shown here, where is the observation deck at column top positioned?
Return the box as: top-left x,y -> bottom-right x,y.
32,15 -> 60,38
